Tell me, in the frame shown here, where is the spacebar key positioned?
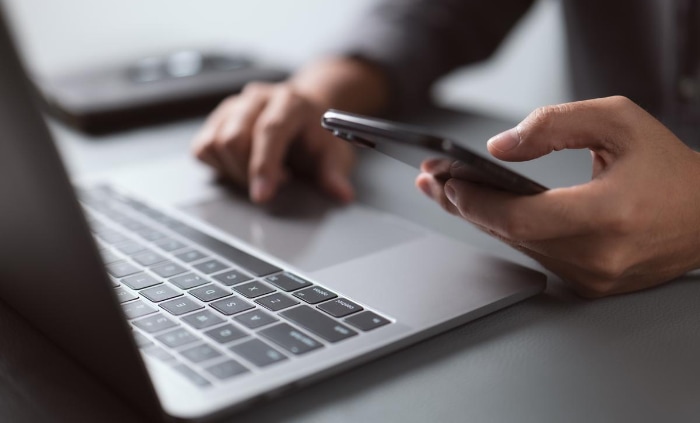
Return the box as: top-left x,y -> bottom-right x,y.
170,224 -> 281,276
281,306 -> 357,342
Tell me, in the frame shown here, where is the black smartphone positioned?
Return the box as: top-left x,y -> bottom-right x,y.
321,109 -> 548,195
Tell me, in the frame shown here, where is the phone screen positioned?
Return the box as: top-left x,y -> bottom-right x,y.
321,110 -> 548,195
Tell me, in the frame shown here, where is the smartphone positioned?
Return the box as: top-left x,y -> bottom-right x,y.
321,109 -> 548,195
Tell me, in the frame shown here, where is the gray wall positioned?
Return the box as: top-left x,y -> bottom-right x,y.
4,0 -> 570,121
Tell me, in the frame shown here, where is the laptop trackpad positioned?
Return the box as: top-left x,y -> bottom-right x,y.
180,181 -> 424,272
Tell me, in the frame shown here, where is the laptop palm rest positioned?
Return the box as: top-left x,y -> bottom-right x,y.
180,180 -> 425,272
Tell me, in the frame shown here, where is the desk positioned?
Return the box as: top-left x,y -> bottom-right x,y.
1,109 -> 698,423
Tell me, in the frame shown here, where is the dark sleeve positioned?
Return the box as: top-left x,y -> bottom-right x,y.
334,0 -> 535,114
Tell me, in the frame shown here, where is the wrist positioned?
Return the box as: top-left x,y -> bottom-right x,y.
289,56 -> 389,115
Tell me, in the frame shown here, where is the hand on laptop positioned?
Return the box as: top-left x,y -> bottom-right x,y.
191,57 -> 388,204
416,96 -> 700,298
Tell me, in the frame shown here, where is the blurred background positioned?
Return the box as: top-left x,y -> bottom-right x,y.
4,0 -> 570,123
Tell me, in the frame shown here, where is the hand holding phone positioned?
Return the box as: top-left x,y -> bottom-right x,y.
321,109 -> 548,195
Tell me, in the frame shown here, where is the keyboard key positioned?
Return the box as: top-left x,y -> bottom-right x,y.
281,305 -> 357,343
119,219 -> 149,232
121,273 -> 160,290
172,364 -> 211,387
234,281 -> 274,299
153,238 -> 187,252
167,224 -> 282,276
96,229 -> 129,244
169,273 -> 207,290
151,261 -> 186,278
259,323 -> 322,355
190,284 -> 230,302
114,240 -> 147,255
181,310 -> 225,329
175,249 -> 208,263
156,328 -> 199,348
160,297 -> 203,316
136,228 -> 166,242
345,311 -> 391,331
255,293 -> 299,312
121,300 -> 157,319
205,360 -> 249,380
210,296 -> 254,316
204,323 -> 247,344
233,309 -> 278,329
213,269 -> 252,286
99,248 -> 121,264
265,273 -> 312,292
132,250 -> 167,266
142,346 -> 176,362
133,313 -> 177,333
317,298 -> 363,318
114,287 -> 137,303
230,339 -> 287,368
180,344 -> 222,363
106,261 -> 140,278
293,285 -> 337,304
140,284 -> 182,303
132,331 -> 153,348
193,259 -> 229,275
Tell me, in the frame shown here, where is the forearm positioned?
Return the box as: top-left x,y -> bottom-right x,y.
289,56 -> 390,115
334,0 -> 536,114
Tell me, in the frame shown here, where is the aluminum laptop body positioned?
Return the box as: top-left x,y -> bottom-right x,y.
0,9 -> 546,422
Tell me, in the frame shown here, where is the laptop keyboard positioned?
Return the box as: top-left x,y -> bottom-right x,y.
78,186 -> 392,388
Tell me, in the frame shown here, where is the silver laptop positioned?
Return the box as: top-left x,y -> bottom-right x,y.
0,9 -> 545,422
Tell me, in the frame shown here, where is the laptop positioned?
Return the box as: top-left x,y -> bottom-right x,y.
0,8 -> 546,422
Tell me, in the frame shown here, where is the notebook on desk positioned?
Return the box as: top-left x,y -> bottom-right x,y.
0,8 -> 545,422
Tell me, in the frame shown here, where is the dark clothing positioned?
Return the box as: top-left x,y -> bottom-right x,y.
338,0 -> 700,143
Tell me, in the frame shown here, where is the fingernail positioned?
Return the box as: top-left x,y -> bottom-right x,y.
487,127 -> 520,152
250,176 -> 272,203
444,182 -> 457,205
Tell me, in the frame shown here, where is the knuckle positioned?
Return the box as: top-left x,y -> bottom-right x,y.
605,95 -> 635,110
584,249 -> 629,282
600,201 -> 643,235
527,104 -> 570,129
242,82 -> 272,97
216,95 -> 237,109
256,116 -> 286,138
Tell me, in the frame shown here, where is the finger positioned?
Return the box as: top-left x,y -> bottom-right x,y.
191,100 -> 236,173
442,178 -> 603,241
211,91 -> 269,183
415,173 -> 460,215
248,89 -> 307,203
316,140 -> 356,203
486,96 -> 641,162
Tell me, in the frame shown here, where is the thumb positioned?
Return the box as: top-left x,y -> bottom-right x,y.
486,96 -> 637,162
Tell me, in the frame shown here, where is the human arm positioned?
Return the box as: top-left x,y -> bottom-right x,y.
416,96 -> 700,297
336,0 -> 535,114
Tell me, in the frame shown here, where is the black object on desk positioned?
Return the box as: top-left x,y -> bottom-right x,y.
34,49 -> 288,134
